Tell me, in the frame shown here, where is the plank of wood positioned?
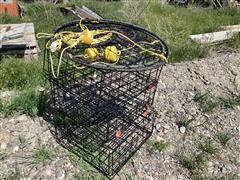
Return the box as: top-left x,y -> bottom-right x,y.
190,29 -> 240,44
0,23 -> 38,48
0,24 -> 25,42
0,47 -> 38,55
220,24 -> 240,31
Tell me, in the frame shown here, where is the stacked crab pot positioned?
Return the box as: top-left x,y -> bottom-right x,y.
43,19 -> 169,178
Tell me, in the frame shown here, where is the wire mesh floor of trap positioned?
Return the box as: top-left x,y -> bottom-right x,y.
44,104 -> 155,178
53,19 -> 169,71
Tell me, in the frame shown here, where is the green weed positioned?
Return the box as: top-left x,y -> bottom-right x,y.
68,153 -> 106,179
215,132 -> 231,146
200,140 -> 217,155
32,145 -> 54,165
193,91 -> 218,112
178,154 -> 195,171
0,153 -> 6,161
1,88 -> 50,117
219,96 -> 240,109
194,91 -> 240,112
6,168 -> 21,180
0,59 -> 44,90
2,88 -> 46,117
146,139 -> 170,154
178,153 -> 208,178
177,116 -> 194,130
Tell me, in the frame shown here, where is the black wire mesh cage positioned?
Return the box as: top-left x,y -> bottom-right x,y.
43,19 -> 169,178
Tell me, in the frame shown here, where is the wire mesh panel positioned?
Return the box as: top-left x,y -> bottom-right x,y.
43,19 -> 169,178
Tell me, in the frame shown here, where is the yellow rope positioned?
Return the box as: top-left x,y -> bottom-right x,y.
39,19 -> 168,78
101,30 -> 168,63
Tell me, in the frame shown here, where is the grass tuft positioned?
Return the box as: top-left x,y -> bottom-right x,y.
193,91 -> 218,112
178,154 -> 195,171
33,145 -> 53,165
177,116 -> 194,130
178,152 -> 208,178
6,168 -> 21,180
215,132 -> 231,146
194,91 -> 240,112
0,59 -> 44,90
1,88 -> 49,117
219,96 -> 240,109
200,140 -> 217,155
0,153 -> 6,161
146,139 -> 170,154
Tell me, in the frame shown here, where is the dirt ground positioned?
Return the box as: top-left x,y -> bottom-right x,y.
0,50 -> 240,180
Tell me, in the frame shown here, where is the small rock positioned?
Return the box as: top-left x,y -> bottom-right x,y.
45,168 -> 52,176
12,146 -> 19,153
1,143 -> 7,150
177,175 -> 185,180
179,126 -> 186,134
38,87 -> 45,92
16,114 -> 28,122
234,74 -> 240,91
166,175 -> 177,180
231,67 -> 238,76
189,107 -> 197,115
219,153 -> 225,160
0,131 -> 11,149
56,169 -> 65,180
156,136 -> 163,142
146,176 -> 154,180
164,124 -> 170,130
156,124 -> 161,131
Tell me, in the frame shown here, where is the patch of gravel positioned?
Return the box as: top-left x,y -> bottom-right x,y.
0,51 -> 240,179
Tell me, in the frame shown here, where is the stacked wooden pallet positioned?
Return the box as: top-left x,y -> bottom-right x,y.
0,23 -> 39,60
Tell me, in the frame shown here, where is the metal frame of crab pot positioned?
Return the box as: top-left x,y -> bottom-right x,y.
43,19 -> 169,178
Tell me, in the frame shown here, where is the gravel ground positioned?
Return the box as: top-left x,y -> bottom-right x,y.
0,50 -> 240,179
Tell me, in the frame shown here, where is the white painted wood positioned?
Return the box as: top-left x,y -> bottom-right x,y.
0,23 -> 38,47
190,29 -> 240,44
221,24 -> 240,31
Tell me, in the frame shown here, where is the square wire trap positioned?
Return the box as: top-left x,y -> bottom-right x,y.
43,52 -> 161,177
44,102 -> 155,178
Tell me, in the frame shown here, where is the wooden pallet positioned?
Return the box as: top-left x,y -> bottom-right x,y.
0,23 -> 39,60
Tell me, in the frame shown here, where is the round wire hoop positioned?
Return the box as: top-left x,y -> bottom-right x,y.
54,19 -> 170,72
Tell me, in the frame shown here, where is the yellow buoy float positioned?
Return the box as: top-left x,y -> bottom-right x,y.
104,46 -> 121,63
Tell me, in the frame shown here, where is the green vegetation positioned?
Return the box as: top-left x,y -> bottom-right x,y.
215,132 -> 231,146
177,116 -> 194,130
18,135 -> 27,145
0,58 -> 44,90
68,153 -> 107,180
200,139 -> 218,155
146,139 -> 170,154
178,136 -> 222,178
32,145 -> 54,165
178,154 -> 195,171
194,91 -> 240,112
0,88 -> 49,117
193,91 -> 218,112
178,152 -> 211,178
0,153 -> 6,161
219,96 -> 240,109
6,168 -> 21,180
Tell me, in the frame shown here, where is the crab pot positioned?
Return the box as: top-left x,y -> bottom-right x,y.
43,20 -> 169,178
